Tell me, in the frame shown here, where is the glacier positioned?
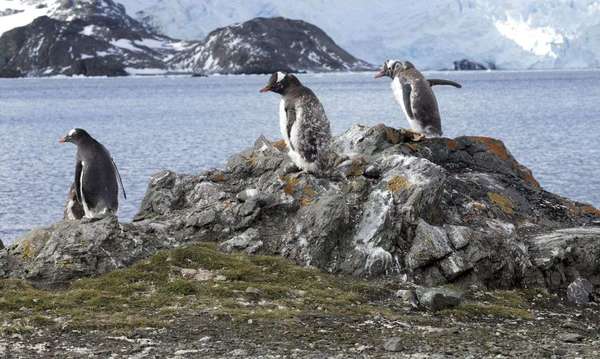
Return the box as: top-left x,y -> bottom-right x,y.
118,0 -> 600,70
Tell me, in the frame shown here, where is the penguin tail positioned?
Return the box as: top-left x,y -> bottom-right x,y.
428,79 -> 462,88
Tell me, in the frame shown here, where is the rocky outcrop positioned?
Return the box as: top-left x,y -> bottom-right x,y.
2,124 -> 599,290
172,17 -> 373,74
453,59 -> 496,71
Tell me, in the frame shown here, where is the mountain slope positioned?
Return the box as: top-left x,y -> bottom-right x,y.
0,0 -> 188,76
118,0 -> 600,70
171,17 -> 371,74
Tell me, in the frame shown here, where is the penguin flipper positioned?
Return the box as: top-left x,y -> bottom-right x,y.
285,107 -> 296,151
402,83 -> 415,119
74,160 -> 83,204
111,158 -> 127,200
428,79 -> 462,88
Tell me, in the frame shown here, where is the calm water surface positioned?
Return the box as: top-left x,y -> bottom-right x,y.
1,71 -> 599,244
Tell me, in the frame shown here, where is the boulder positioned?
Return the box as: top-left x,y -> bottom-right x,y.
566,278 -> 594,305
415,287 -> 464,311
4,124 -> 600,291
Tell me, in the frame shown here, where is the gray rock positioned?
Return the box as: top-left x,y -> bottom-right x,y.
567,278 -> 594,305
4,124 -> 600,291
415,287 -> 464,311
395,289 -> 418,308
3,216 -> 178,286
383,337 -> 404,352
529,228 -> 600,289
407,220 -> 453,270
219,228 -> 263,254
558,333 -> 584,343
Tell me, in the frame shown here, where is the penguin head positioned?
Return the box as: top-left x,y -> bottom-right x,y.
374,60 -> 414,79
59,128 -> 91,145
260,71 -> 301,95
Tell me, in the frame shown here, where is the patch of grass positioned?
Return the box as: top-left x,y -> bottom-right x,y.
0,243 -> 396,333
441,290 -> 533,320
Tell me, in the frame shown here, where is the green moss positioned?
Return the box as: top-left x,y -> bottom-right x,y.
441,290 -> 533,320
0,243 -> 399,332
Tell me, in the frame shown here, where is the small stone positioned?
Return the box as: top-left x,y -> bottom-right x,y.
363,164 -> 381,179
245,287 -> 261,295
219,228 -> 263,254
395,289 -> 418,308
229,349 -> 248,357
566,278 -> 593,305
383,337 -> 403,352
558,333 -> 584,343
236,189 -> 259,202
180,268 -> 197,279
415,287 -> 464,311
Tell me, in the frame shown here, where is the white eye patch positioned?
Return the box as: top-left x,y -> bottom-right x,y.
387,59 -> 401,68
276,71 -> 286,83
68,129 -> 77,136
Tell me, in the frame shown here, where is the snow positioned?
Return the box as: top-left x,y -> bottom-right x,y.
117,0 -> 600,69
0,0 -> 56,36
2,1 -> 600,70
110,39 -> 141,52
124,67 -> 168,75
79,25 -> 97,36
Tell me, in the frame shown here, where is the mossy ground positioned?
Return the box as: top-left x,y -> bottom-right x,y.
0,243 -> 396,334
1,244 -> 599,357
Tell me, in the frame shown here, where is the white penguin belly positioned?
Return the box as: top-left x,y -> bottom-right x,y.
391,77 -> 423,133
279,99 -> 289,145
79,161 -> 93,218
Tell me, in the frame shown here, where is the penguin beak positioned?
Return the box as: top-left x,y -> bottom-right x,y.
374,70 -> 386,79
259,86 -> 271,93
59,136 -> 69,144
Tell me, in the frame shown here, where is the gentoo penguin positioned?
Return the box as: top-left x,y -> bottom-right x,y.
59,128 -> 126,219
375,60 -> 461,137
260,72 -> 332,174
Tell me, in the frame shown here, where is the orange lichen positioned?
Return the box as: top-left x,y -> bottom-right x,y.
446,139 -> 459,151
470,137 -> 510,161
272,140 -> 288,152
518,168 -> 541,189
282,176 -> 300,195
384,127 -> 402,144
209,172 -> 226,183
300,186 -> 317,207
579,205 -> 600,217
404,143 -> 418,152
387,176 -> 411,193
487,192 -> 514,215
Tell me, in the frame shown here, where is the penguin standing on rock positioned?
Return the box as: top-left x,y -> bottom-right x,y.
59,128 -> 126,219
375,60 -> 461,137
260,72 -> 332,174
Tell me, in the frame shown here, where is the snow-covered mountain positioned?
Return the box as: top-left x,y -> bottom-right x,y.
0,0 -> 370,76
0,0 -> 187,76
118,0 -> 600,70
171,17 -> 371,74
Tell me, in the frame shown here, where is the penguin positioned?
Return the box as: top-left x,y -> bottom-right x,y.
59,128 -> 126,219
260,72 -> 332,174
375,60 -> 461,137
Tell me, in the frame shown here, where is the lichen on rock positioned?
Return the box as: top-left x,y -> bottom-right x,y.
2,124 -> 599,292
